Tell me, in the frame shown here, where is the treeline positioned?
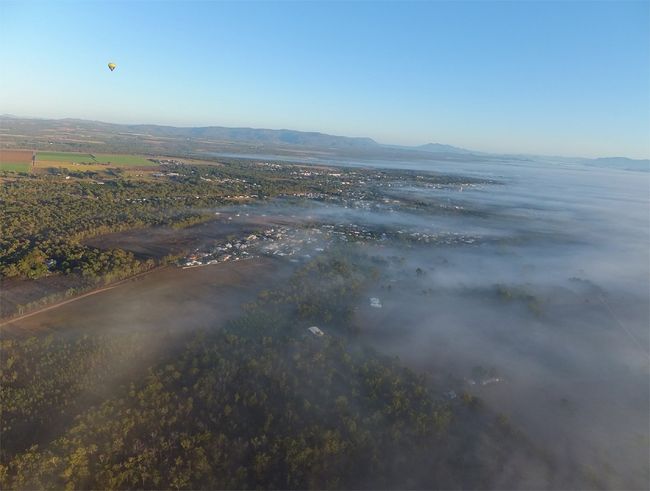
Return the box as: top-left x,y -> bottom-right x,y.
0,252 -> 562,489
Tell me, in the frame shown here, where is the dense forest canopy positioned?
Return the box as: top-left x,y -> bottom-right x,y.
0,253 -> 565,489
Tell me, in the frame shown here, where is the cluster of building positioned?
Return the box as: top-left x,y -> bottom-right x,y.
369,297 -> 383,308
180,226 -> 328,268
465,376 -> 504,387
178,204 -> 484,271
317,221 -> 481,247
175,169 -> 487,269
182,232 -> 261,268
277,191 -> 327,199
152,172 -> 181,178
256,162 -> 283,170
223,194 -> 259,201
150,159 -> 187,166
396,230 -> 479,246
258,227 -> 317,258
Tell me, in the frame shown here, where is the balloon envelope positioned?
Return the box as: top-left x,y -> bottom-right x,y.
108,63 -> 116,72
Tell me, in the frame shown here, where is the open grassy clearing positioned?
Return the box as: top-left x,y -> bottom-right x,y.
35,151 -> 154,166
92,153 -> 155,166
0,162 -> 31,173
36,151 -> 94,163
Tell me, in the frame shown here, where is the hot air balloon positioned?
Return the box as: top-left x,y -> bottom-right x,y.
108,62 -> 116,72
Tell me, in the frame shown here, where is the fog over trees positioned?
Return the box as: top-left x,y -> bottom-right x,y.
1,152 -> 648,489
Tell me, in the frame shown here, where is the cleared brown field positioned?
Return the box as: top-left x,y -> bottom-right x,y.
0,149 -> 33,163
0,257 -> 293,339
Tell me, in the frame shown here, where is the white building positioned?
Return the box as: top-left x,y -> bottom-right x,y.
308,326 -> 325,337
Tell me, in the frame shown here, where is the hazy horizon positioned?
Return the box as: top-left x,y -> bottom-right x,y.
1,1 -> 649,159
1,1 -> 649,489
3,113 -> 649,162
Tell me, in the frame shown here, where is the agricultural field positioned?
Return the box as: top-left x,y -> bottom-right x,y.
33,162 -> 113,173
93,153 -> 155,166
36,151 -> 94,163
0,162 -> 31,173
0,149 -> 33,161
0,149 -> 33,173
35,151 -> 155,167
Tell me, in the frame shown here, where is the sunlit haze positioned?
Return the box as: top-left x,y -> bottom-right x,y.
1,2 -> 649,490
1,0 -> 649,158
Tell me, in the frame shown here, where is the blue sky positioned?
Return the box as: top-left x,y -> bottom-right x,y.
1,0 -> 648,158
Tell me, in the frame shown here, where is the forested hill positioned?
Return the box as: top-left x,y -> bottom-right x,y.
124,124 -> 379,149
0,116 -> 379,151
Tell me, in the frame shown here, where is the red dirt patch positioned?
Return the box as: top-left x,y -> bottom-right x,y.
0,149 -> 33,163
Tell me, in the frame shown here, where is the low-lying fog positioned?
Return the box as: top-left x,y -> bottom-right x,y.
228,155 -> 649,487
11,155 -> 647,488
362,158 -> 649,488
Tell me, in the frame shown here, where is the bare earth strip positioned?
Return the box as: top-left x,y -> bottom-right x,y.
0,149 -> 32,162
0,257 -> 290,339
0,267 -> 166,329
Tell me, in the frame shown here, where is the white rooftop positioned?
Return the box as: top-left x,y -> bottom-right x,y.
308,326 -> 325,337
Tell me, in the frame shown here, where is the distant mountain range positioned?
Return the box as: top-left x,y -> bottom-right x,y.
0,115 -> 380,150
577,157 -> 650,172
116,124 -> 380,150
415,143 -> 474,154
0,115 -> 477,155
0,116 -> 484,161
0,115 -> 647,167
